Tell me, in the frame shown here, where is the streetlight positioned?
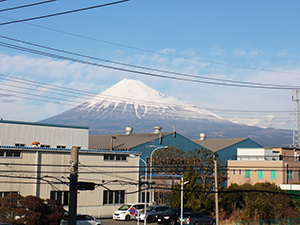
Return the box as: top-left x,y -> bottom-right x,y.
180,176 -> 189,225
149,146 -> 168,204
130,154 -> 147,225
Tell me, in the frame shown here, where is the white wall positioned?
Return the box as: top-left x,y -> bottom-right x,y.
0,121 -> 88,149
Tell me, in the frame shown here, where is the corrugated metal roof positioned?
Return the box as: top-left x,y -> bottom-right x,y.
192,137 -> 249,152
89,132 -> 173,150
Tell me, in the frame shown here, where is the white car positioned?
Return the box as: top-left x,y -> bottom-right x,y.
113,203 -> 148,221
60,214 -> 103,225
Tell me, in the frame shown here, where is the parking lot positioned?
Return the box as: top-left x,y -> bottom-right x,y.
101,218 -> 154,225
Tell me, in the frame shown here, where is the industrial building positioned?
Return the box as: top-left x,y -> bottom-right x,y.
0,120 -> 140,218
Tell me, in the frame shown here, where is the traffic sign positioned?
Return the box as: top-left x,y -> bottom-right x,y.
129,207 -> 136,216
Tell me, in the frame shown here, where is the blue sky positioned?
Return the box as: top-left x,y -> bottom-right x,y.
0,0 -> 300,130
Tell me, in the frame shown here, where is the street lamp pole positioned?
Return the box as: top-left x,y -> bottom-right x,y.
139,158 -> 147,225
181,176 -> 189,225
149,146 -> 168,204
129,154 -> 147,225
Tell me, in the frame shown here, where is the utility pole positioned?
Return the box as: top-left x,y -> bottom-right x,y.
214,156 -> 219,225
292,89 -> 300,147
68,147 -> 78,225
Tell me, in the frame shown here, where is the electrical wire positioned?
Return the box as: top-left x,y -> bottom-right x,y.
0,0 -> 130,26
0,14 -> 298,77
0,35 -> 296,89
0,0 -> 57,13
0,41 -> 297,90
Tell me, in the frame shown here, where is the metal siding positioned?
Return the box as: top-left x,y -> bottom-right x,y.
0,123 -> 88,149
217,139 -> 264,164
131,133 -> 205,161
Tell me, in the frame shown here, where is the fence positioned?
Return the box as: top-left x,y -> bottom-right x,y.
236,218 -> 300,225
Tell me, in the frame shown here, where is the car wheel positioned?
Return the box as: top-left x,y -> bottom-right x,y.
169,219 -> 176,225
146,216 -> 152,223
125,215 -> 130,221
195,222 -> 199,225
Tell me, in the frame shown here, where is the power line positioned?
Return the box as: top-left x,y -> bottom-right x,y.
0,35 -> 296,89
0,0 -> 57,13
0,41 -> 297,90
0,73 -> 292,115
0,14 -> 298,77
0,0 -> 130,26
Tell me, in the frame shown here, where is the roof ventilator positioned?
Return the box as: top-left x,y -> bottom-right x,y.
125,127 -> 133,135
199,133 -> 206,141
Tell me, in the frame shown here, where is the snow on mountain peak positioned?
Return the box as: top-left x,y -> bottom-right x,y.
87,78 -> 183,107
84,79 -> 223,120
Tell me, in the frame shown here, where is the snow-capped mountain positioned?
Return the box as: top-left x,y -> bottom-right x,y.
40,79 -> 292,147
84,78 -> 223,121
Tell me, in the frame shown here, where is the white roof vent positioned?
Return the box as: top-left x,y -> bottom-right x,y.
125,127 -> 133,135
199,133 -> 206,141
153,126 -> 162,134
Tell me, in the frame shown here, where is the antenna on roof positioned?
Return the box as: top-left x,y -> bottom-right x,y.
172,125 -> 176,137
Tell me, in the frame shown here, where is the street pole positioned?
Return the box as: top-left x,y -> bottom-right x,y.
68,147 -> 78,225
140,158 -> 147,225
214,158 -> 219,225
181,176 -> 183,225
149,146 -> 168,204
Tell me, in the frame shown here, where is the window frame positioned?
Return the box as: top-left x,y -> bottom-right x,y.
245,169 -> 251,178
103,190 -> 125,205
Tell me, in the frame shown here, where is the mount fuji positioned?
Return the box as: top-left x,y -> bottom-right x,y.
40,79 -> 292,147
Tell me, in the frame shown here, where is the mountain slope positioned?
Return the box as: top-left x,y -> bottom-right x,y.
40,79 -> 292,147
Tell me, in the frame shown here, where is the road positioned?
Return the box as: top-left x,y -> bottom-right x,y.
101,218 -> 155,225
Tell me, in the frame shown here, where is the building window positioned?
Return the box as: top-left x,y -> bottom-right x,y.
0,191 -> 18,198
271,170 -> 277,179
232,169 -> 235,175
104,155 -> 127,161
239,169 -> 241,175
41,144 -> 50,148
258,170 -> 263,179
103,190 -> 125,205
245,169 -> 251,178
0,150 -> 21,158
287,170 -> 293,180
15,143 -> 25,147
50,191 -> 69,206
57,145 -> 66,149
298,171 -> 300,180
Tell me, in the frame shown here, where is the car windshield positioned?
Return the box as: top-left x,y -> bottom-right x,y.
118,204 -> 131,210
146,206 -> 153,212
164,208 -> 178,214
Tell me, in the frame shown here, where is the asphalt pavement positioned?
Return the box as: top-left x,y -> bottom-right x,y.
101,218 -> 154,225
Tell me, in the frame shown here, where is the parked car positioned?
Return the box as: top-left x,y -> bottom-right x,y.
156,207 -> 193,225
113,203 -> 148,221
60,214 -> 103,225
177,212 -> 216,225
135,205 -> 171,222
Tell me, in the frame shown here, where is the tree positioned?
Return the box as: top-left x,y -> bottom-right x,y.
155,147 -> 225,216
220,182 -> 300,222
0,193 -> 22,224
152,146 -> 187,174
0,194 -> 64,225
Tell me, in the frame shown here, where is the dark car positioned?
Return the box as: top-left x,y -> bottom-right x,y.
177,212 -> 216,225
156,207 -> 193,225
135,205 -> 171,222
